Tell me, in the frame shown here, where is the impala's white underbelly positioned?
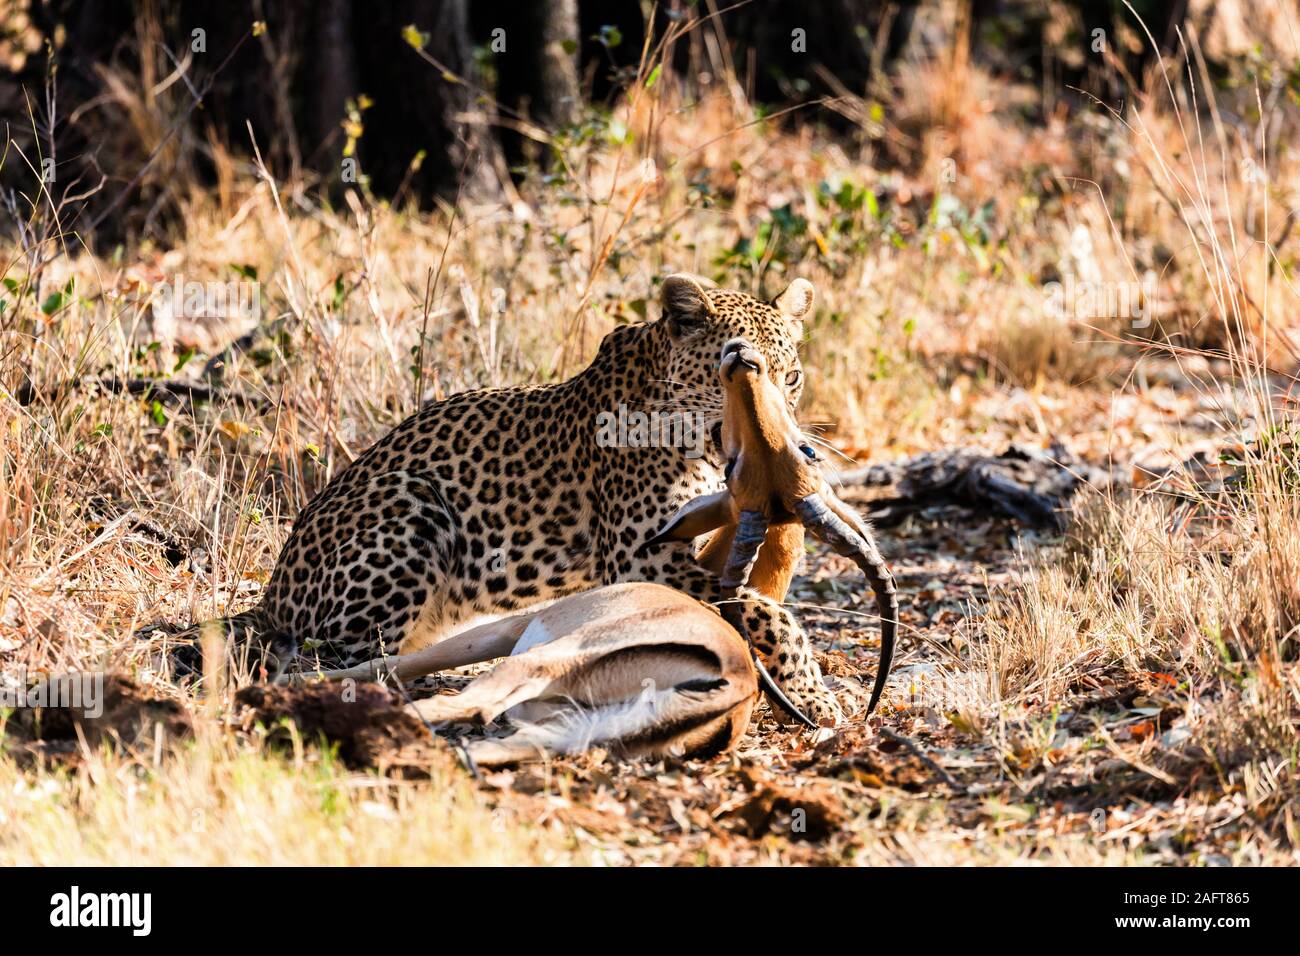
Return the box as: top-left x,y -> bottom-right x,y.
510,616 -> 555,656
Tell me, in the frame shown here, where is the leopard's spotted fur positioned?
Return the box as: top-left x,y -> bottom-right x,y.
173,275 -> 840,724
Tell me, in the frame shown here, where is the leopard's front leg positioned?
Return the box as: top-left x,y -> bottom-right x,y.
616,543 -> 843,726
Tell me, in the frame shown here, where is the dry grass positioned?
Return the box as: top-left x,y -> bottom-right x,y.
0,733 -> 574,866
2,7 -> 1299,864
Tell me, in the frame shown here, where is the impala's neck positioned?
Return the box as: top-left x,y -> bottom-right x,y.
698,520 -> 804,602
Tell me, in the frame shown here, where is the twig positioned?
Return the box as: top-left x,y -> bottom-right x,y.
17,374 -> 271,413
880,728 -> 960,789
82,30 -> 253,234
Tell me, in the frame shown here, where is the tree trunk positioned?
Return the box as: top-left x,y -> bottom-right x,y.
18,0 -> 501,242
305,0 -> 359,171
350,0 -> 500,200
473,0 -> 581,170
702,0 -> 917,104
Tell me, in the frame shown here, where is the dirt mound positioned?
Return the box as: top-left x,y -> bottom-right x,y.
234,681 -> 441,772
728,766 -> 847,841
2,674 -> 451,775
3,673 -> 193,765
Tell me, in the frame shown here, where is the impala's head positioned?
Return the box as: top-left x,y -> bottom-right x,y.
646,338 -> 900,715
645,337 -> 845,547
656,273 -> 814,414
716,339 -> 824,516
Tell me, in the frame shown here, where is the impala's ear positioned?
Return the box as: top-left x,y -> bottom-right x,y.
637,490 -> 736,554
772,277 -> 815,326
661,273 -> 717,335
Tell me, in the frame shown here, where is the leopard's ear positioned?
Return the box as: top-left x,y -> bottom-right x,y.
772,277 -> 815,329
637,490 -> 735,554
661,273 -> 717,335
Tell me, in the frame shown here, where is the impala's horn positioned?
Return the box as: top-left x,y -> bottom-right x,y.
794,494 -> 898,714
717,509 -> 815,729
719,508 -> 769,593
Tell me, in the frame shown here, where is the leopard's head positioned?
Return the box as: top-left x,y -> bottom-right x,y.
656,273 -> 815,417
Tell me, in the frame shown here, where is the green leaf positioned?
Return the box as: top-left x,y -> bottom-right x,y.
561,38 -> 578,56
173,346 -> 197,373
644,64 -> 662,89
40,278 -> 75,316
230,263 -> 258,281
864,189 -> 880,221
598,25 -> 623,48
150,400 -> 167,427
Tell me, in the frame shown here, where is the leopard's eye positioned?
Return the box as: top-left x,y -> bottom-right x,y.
785,368 -> 803,388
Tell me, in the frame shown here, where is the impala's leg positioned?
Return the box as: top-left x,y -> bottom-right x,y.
617,544 -> 842,726
408,663 -> 553,726
283,613 -> 536,684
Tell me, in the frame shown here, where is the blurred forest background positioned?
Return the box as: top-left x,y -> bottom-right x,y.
0,1 -> 1278,240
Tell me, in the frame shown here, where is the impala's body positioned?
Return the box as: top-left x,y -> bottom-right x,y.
404,583 -> 760,765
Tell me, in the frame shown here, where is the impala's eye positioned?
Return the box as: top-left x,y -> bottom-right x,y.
786,368 -> 803,388
799,444 -> 819,461
724,458 -> 736,479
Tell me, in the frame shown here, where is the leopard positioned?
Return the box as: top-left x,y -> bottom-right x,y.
166,274 -> 843,725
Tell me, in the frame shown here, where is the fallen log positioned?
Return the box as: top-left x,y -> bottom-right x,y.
835,442 -> 1117,530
